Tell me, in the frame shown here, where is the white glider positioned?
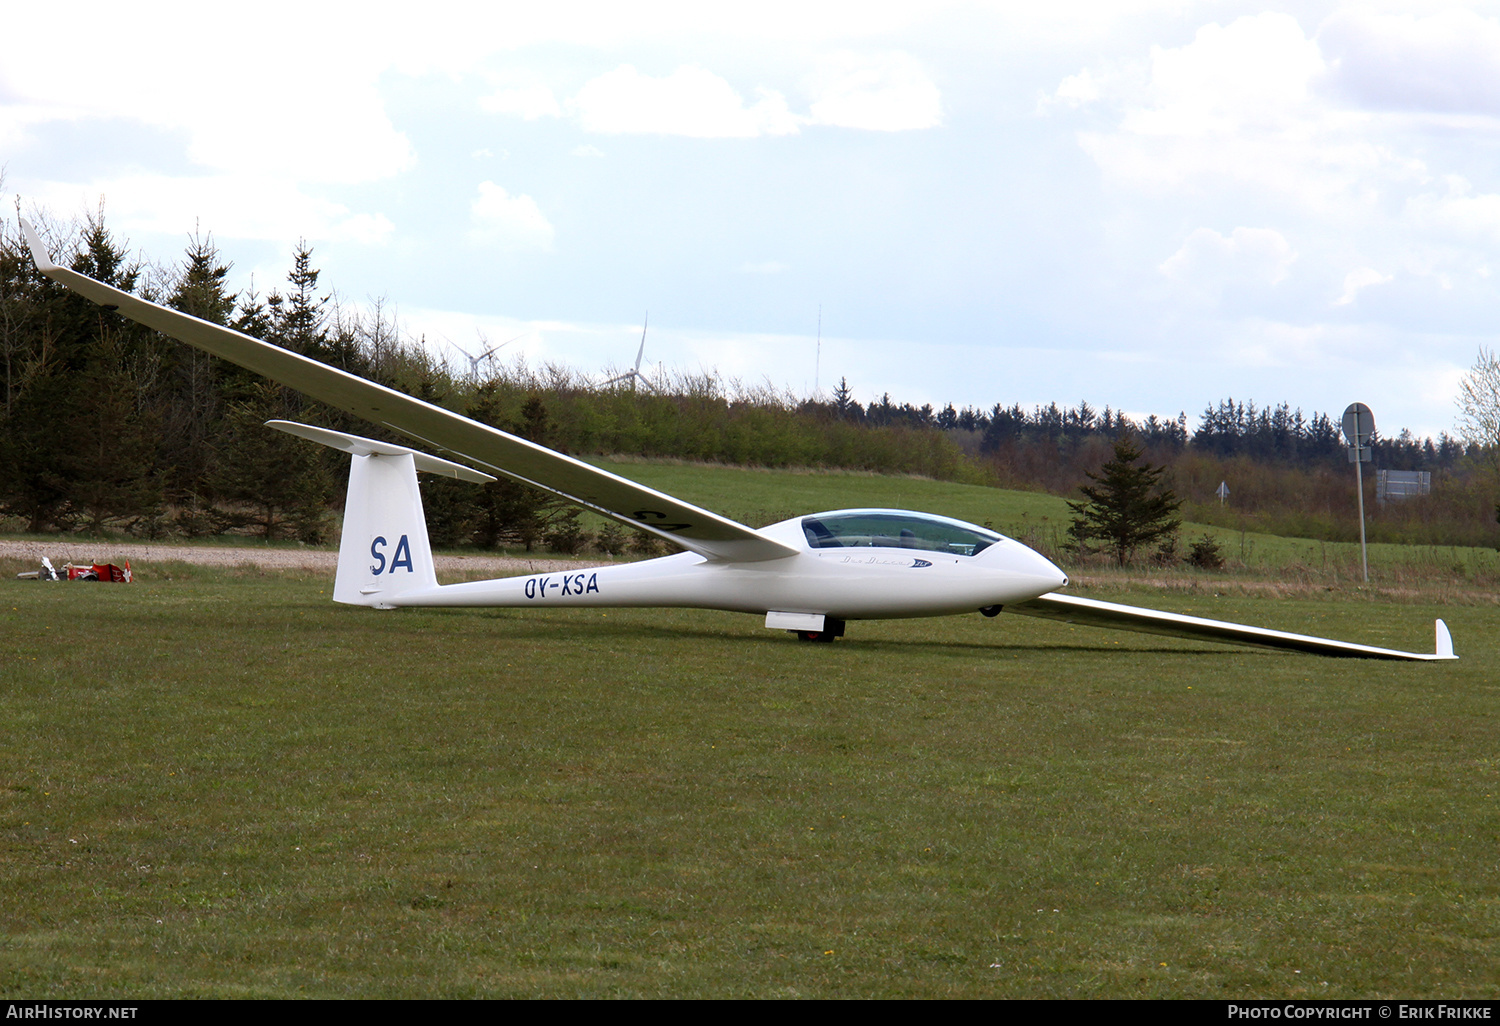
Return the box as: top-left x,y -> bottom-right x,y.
21,219 -> 1455,660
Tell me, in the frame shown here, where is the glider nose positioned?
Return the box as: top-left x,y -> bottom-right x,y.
1026,547 -> 1069,592
983,539 -> 1068,594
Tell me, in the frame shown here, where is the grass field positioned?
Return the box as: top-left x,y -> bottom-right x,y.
2,464 -> 1498,998
1,559 -> 1496,998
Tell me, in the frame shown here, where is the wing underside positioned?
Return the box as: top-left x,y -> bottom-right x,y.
1008,592 -> 1456,661
20,221 -> 795,563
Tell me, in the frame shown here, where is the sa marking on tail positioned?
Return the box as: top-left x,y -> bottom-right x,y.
369,535 -> 414,576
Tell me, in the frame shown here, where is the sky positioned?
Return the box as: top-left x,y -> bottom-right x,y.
6,0 -> 1500,439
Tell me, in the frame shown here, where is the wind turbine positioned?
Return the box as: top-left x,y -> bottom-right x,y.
601,314 -> 655,392
452,331 -> 525,380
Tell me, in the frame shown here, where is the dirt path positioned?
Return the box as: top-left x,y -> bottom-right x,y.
0,539 -> 607,578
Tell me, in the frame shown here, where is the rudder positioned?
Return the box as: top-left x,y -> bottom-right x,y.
336,451 -> 437,607
264,420 -> 494,608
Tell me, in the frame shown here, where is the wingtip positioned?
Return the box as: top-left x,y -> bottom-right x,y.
18,217 -> 57,273
1436,618 -> 1456,660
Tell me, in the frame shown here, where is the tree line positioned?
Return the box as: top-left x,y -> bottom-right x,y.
0,214 -> 976,548
829,387 -> 1471,474
2,211 -> 1493,554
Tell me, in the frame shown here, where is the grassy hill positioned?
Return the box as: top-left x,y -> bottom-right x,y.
592,458 -> 1500,587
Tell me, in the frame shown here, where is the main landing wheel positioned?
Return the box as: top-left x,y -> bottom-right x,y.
792,617 -> 846,642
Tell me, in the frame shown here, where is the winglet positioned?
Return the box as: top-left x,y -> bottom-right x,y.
1436,619 -> 1455,660
19,218 -> 58,274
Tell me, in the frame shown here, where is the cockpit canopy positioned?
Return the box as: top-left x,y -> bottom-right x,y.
800,510 -> 1004,557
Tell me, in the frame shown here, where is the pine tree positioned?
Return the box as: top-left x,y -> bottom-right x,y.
832,376 -> 856,419
62,330 -> 163,533
1067,434 -> 1181,566
467,389 -> 568,550
209,383 -> 331,541
0,213 -> 163,531
171,229 -> 237,324
164,230 -> 237,508
268,241 -> 327,359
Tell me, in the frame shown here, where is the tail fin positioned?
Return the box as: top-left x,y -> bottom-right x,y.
265,421 -> 494,608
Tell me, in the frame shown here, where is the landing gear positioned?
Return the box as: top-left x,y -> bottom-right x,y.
979,605 -> 1003,617
793,617 -> 846,642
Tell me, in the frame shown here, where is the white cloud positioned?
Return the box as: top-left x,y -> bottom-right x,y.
0,10 -> 414,187
1043,68 -> 1102,111
1140,13 -> 1324,127
1334,267 -> 1392,306
571,144 -> 606,158
804,52 -> 942,131
1405,176 -> 1500,241
1320,8 -> 1500,116
1161,227 -> 1297,286
468,181 -> 555,251
1057,5 -> 1500,338
336,212 -> 399,246
0,102 -> 69,154
26,174 -> 395,244
480,85 -> 563,120
574,65 -> 801,138
559,55 -> 941,138
1070,13 -> 1374,209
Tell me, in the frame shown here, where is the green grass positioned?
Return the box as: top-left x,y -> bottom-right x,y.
592,456 -> 1071,528
1,567 -> 1496,998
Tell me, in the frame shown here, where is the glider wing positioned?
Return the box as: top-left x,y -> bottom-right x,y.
21,220 -> 797,563
1008,592 -> 1456,661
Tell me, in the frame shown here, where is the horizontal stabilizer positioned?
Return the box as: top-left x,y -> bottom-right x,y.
266,421 -> 495,482
1008,593 -> 1458,661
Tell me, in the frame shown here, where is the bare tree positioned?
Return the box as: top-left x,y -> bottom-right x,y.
1457,346 -> 1500,476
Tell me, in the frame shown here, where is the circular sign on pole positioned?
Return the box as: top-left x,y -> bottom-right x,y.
1342,402 -> 1375,447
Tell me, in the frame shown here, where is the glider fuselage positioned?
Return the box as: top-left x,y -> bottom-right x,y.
374,509 -> 1070,619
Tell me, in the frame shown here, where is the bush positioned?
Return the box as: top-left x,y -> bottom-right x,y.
1152,532 -> 1180,567
1187,534 -> 1225,570
595,522 -> 627,556
543,509 -> 589,554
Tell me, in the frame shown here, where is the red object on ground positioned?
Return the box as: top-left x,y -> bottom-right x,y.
64,562 -> 132,583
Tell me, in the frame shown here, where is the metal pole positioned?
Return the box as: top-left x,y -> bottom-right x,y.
1343,403 -> 1374,585
1355,452 -> 1368,583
